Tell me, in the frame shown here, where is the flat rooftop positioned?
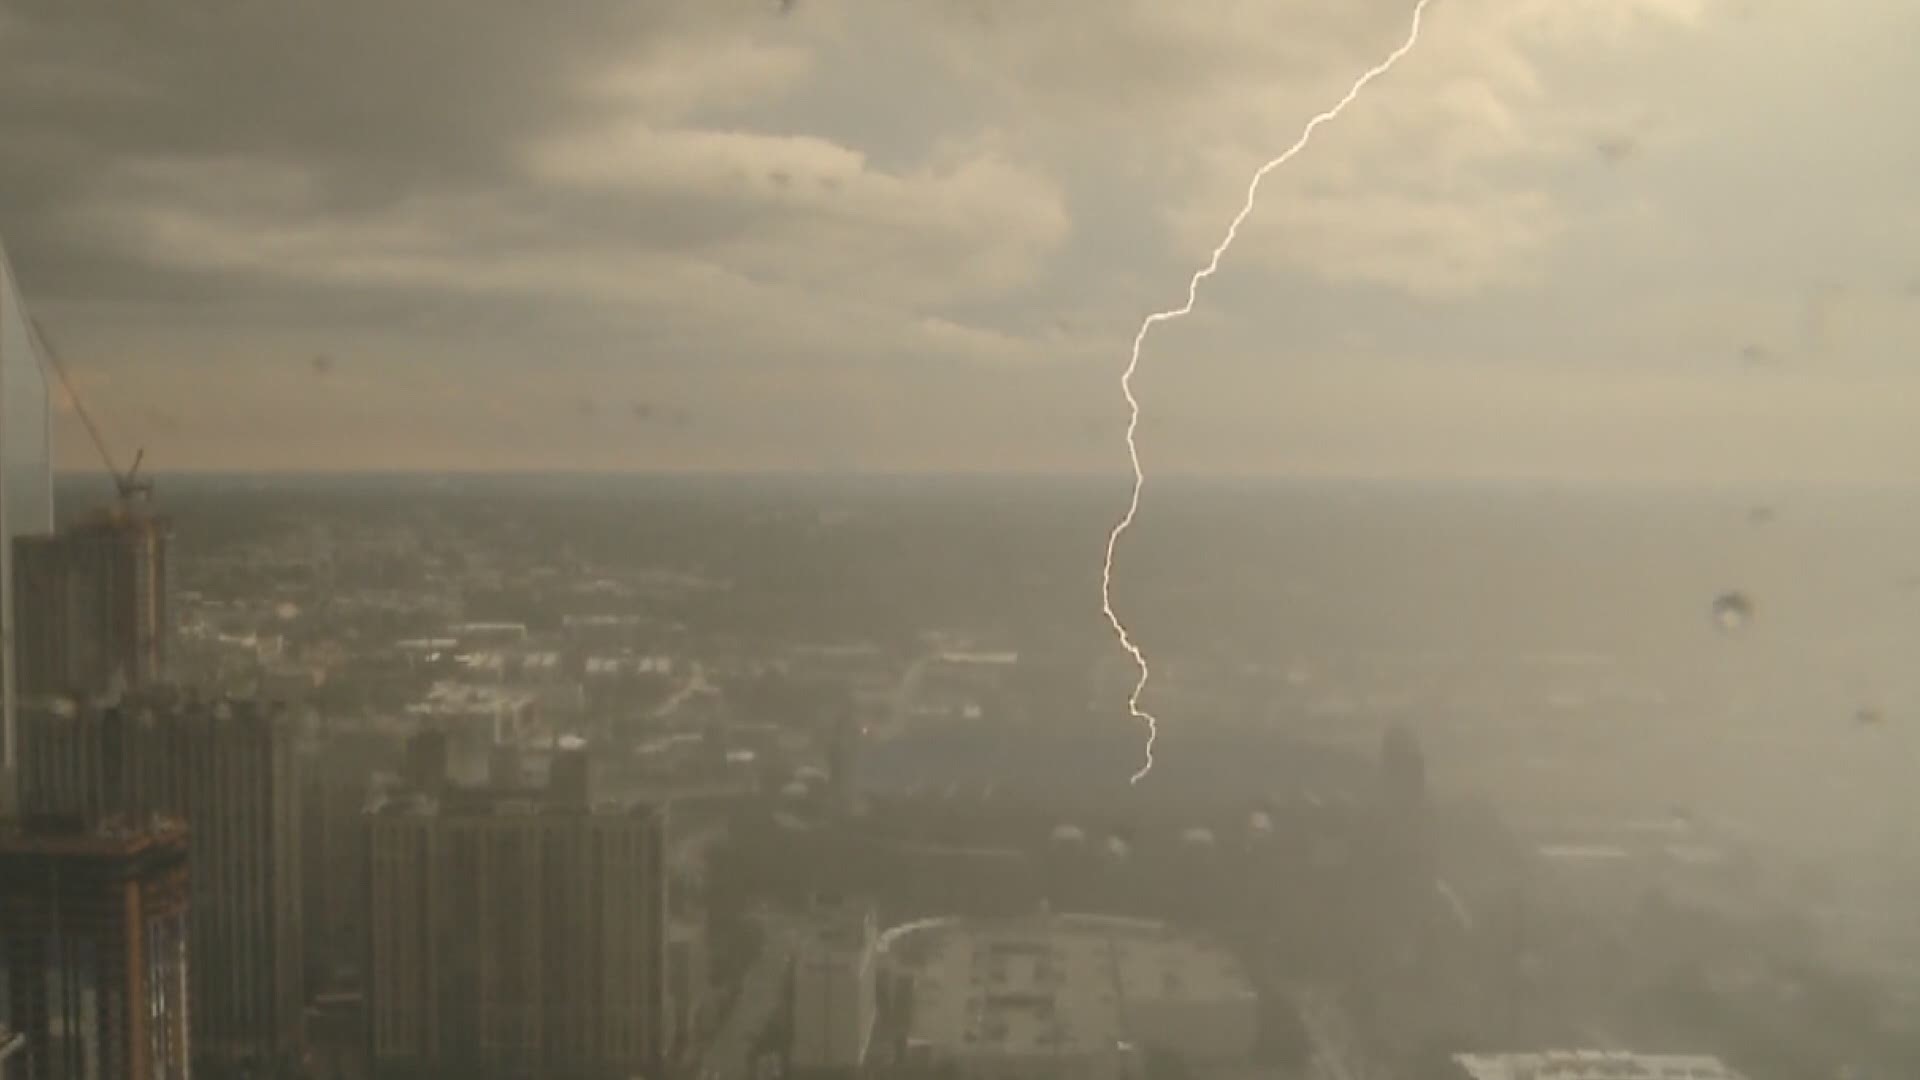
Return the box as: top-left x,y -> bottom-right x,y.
363,787 -> 664,820
0,817 -> 189,858
893,915 -> 1254,1059
1454,1051 -> 1745,1080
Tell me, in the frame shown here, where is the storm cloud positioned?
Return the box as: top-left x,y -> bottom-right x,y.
0,0 -> 1915,479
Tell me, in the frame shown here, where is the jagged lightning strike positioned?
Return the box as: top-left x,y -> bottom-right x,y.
1102,0 -> 1437,785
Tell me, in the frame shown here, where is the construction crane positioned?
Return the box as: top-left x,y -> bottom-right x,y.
28,316 -> 153,511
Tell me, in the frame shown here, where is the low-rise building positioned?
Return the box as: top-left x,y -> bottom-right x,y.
406,680 -> 538,744
881,913 -> 1257,1080
1450,1051 -> 1747,1080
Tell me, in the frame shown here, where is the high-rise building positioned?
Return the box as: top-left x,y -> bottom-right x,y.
0,231 -> 57,817
18,693 -> 306,1072
299,730 -> 395,988
788,900 -> 877,1074
0,816 -> 191,1080
827,713 -> 860,814
12,510 -> 170,701
365,752 -> 670,1079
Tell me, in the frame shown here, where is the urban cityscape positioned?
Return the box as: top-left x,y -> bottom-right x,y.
6,460 -> 1920,1079
4,2 -> 1920,1080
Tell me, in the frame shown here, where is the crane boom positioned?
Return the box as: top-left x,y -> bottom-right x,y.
29,317 -> 151,506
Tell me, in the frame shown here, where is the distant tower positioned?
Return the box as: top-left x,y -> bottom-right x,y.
1375,724 -> 1433,984
404,728 -> 450,795
548,744 -> 600,808
828,713 -> 861,811
789,899 -> 879,1073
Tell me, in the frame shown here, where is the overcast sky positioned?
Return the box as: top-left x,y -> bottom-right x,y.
0,0 -> 1914,481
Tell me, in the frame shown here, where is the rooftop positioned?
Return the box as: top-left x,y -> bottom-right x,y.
58,507 -> 172,536
1453,1051 -> 1746,1080
0,815 -> 190,860
892,914 -> 1253,1059
934,650 -> 1019,666
406,680 -> 537,715
363,784 -> 664,821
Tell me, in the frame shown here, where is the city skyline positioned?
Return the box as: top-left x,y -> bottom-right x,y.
3,5 -> 1916,1076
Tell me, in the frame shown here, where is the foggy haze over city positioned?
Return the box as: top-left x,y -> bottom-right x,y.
2,2 -> 1919,1080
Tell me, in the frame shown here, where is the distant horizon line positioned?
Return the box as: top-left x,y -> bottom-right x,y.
45,466 -> 1920,495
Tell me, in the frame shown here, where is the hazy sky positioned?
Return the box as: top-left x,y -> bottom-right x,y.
0,0 -> 1915,480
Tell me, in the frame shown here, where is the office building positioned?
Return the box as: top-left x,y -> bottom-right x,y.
789,900 -> 877,1073
665,916 -> 711,1056
0,231 -> 56,816
0,816 -> 191,1080
12,510 -> 170,701
827,714 -> 860,814
18,693 -> 306,1071
299,731 -> 395,986
365,750 -> 670,1079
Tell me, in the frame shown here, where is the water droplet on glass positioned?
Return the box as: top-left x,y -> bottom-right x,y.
1710,591 -> 1753,634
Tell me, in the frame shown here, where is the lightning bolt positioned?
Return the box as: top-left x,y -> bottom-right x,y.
1102,0 -> 1437,785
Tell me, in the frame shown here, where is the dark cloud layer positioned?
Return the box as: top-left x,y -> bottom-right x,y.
1,0 -> 1916,481
0,0 -> 768,299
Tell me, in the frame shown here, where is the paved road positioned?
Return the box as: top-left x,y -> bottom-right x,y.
1292,987 -> 1381,1080
696,915 -> 799,1080
877,652 -> 931,741
653,660 -> 712,720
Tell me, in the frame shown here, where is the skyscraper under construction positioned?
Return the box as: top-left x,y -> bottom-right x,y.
12,509 -> 170,702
